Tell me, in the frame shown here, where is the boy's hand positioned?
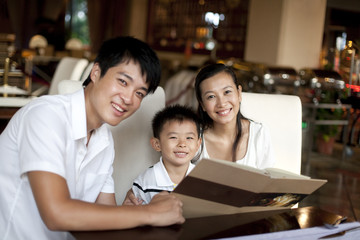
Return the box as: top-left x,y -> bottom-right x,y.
146,191 -> 185,226
122,189 -> 143,205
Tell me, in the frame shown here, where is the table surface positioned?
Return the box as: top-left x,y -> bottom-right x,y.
71,206 -> 355,240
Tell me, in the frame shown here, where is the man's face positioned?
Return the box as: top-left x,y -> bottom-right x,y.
86,60 -> 149,129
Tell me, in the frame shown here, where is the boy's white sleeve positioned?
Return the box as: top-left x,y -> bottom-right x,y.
132,177 -> 149,205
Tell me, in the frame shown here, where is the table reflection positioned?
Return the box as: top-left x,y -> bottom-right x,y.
72,207 -> 351,240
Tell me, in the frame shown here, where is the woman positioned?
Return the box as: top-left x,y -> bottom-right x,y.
195,63 -> 275,169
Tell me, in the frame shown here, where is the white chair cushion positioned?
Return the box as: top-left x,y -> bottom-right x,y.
241,92 -> 302,174
57,80 -> 83,94
49,57 -> 88,95
80,62 -> 94,83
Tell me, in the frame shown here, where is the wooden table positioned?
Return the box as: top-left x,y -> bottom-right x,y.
0,107 -> 20,133
71,207 -> 357,240
0,107 -> 19,119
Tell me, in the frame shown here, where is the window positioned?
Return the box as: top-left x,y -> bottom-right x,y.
65,0 -> 89,46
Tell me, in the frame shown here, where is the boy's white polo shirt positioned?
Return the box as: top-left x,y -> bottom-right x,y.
0,89 -> 115,240
132,157 -> 195,204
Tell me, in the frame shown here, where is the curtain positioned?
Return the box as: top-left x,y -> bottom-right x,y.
6,0 -> 128,53
87,0 -> 128,54
7,0 -> 65,50
7,0 -> 38,50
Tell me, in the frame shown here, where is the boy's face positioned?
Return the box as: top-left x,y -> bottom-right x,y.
86,61 -> 149,129
151,120 -> 201,168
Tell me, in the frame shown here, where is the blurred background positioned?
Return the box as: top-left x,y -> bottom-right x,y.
1,0 -> 360,221
0,0 -> 360,170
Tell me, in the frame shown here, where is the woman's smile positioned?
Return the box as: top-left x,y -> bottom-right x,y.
216,108 -> 232,116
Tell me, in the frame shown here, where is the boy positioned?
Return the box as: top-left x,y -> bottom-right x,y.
132,104 -> 202,204
0,36 -> 184,240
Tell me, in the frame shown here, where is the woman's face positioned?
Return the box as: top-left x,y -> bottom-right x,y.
199,71 -> 242,125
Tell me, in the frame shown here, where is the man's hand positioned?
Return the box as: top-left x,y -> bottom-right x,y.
145,191 -> 185,226
28,171 -> 184,230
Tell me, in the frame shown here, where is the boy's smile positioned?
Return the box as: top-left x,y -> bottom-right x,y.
152,120 -> 201,168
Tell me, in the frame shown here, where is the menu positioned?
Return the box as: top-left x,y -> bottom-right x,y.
172,158 -> 327,218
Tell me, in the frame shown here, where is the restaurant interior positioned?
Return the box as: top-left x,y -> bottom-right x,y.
1,0 -> 360,238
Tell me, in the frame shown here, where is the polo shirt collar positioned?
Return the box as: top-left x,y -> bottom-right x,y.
154,157 -> 194,187
154,157 -> 175,187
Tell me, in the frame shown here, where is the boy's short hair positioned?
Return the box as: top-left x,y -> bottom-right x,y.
152,104 -> 201,139
83,36 -> 161,94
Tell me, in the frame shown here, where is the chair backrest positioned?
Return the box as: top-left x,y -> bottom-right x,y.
57,79 -> 83,94
240,92 -> 302,174
57,62 -> 93,94
57,80 -> 165,204
80,62 -> 94,83
110,87 -> 165,204
48,57 -> 88,95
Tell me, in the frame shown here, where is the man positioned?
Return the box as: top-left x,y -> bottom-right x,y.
0,36 -> 184,240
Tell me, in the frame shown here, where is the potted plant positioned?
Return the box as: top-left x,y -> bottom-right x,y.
315,108 -> 344,155
314,90 -> 347,155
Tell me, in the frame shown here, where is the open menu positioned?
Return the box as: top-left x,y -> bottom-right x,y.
172,158 -> 327,218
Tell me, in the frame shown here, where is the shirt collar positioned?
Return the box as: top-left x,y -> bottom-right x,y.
154,157 -> 194,187
154,157 -> 175,187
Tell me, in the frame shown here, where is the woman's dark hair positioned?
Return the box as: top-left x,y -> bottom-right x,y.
83,36 -> 161,94
194,63 -> 246,162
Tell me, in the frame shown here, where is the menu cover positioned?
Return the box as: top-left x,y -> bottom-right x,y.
172,158 -> 327,218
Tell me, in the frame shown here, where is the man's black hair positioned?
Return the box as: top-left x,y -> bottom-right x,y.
83,36 -> 161,94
